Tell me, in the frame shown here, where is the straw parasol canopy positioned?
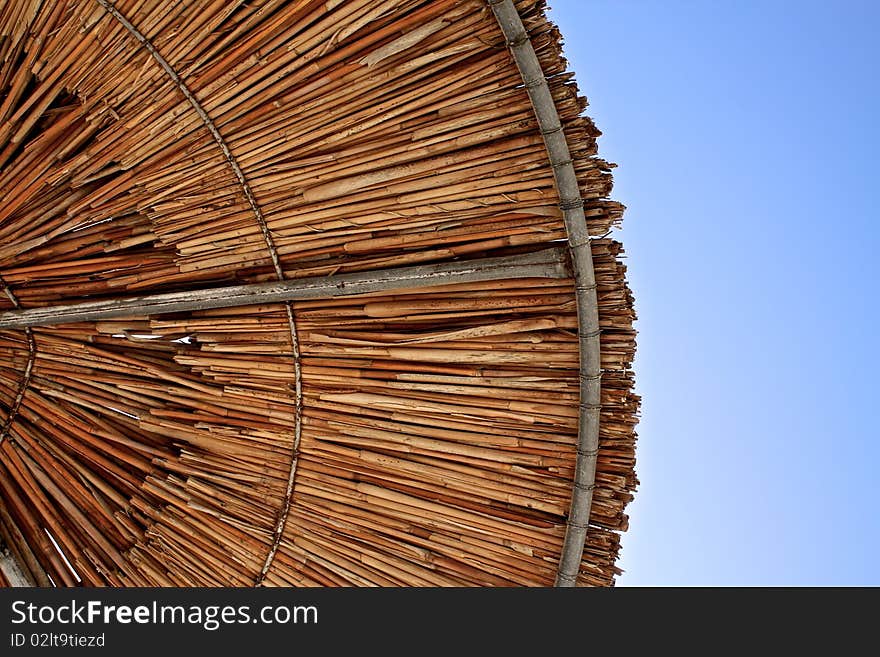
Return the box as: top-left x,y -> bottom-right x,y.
0,0 -> 638,587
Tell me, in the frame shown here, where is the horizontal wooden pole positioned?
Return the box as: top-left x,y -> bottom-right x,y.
0,248 -> 569,329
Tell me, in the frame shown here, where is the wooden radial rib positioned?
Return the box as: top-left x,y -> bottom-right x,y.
0,0 -> 638,587
0,249 -> 570,330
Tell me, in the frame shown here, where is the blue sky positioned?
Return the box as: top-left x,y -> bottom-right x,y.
548,0 -> 879,585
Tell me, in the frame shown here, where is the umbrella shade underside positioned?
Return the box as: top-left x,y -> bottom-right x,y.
0,0 -> 638,586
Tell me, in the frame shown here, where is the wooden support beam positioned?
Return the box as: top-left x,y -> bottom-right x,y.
0,541 -> 36,587
0,248 -> 569,330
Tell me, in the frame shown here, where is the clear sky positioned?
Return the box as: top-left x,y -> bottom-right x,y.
548,0 -> 879,585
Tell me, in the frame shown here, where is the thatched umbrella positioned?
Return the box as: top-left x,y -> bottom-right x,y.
0,0 -> 638,587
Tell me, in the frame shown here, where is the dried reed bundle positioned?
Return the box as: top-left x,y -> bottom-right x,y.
0,0 -> 637,587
